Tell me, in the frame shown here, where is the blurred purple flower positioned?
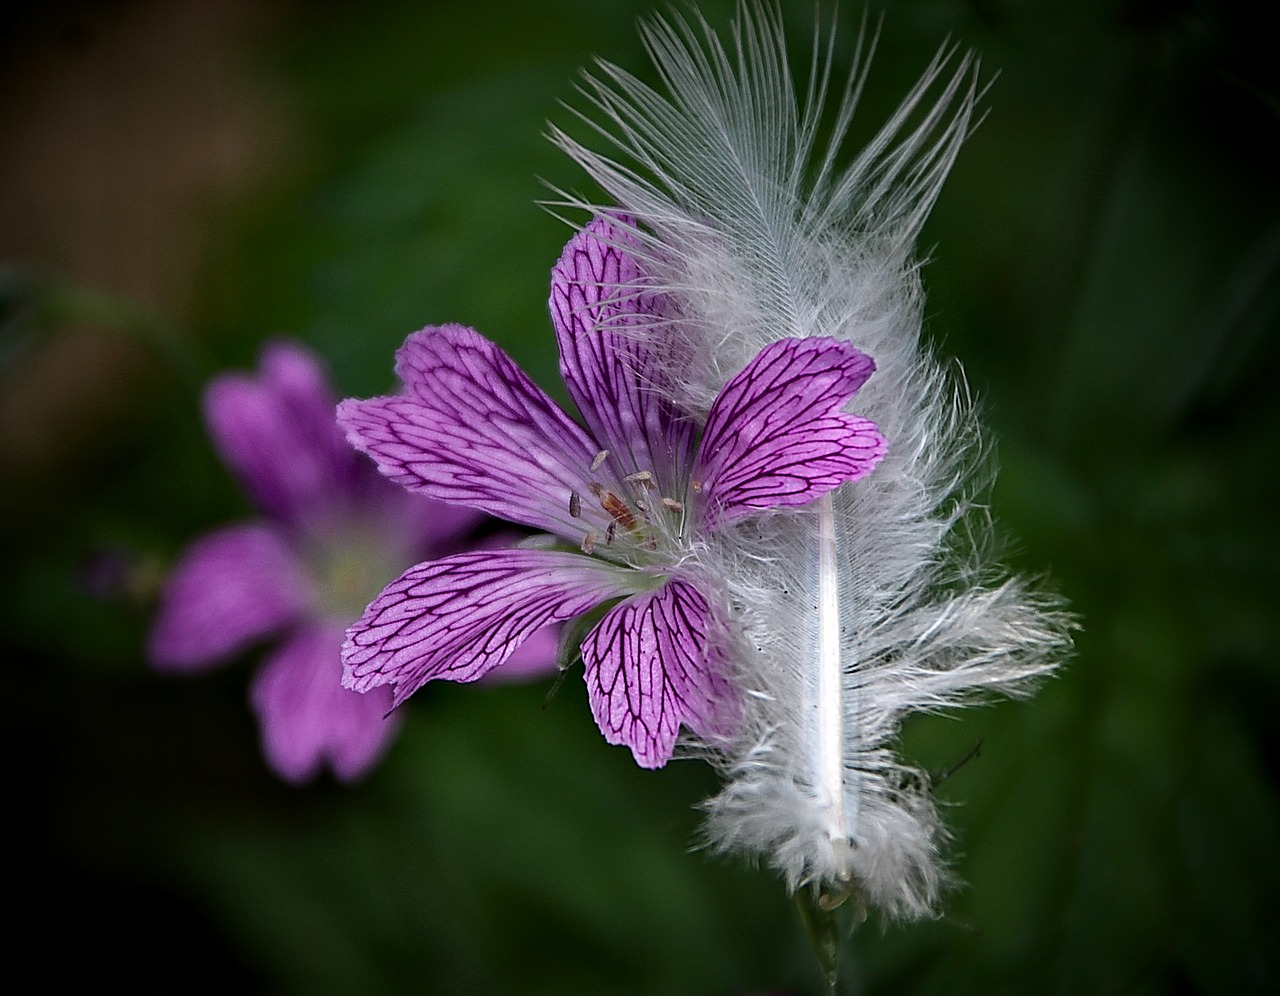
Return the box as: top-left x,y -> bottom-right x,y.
150,341 -> 554,785
337,217 -> 886,768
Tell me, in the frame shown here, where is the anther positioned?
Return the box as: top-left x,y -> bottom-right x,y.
690,479 -> 704,494
568,491 -> 581,518
581,530 -> 598,554
624,470 -> 654,488
660,497 -> 684,512
590,450 -> 610,471
605,521 -> 617,544
598,490 -> 637,530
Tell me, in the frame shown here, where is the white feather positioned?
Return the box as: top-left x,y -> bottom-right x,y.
549,3 -> 1073,918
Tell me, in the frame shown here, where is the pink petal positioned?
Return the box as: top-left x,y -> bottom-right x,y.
694,337 -> 888,526
468,532 -> 564,684
338,325 -> 604,539
366,483 -> 489,564
582,579 -> 738,769
149,524 -> 312,672
550,217 -> 696,489
203,341 -> 356,524
480,624 -> 561,684
250,620 -> 399,785
343,548 -> 636,707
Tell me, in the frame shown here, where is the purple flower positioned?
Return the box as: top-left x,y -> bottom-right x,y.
150,341 -> 554,785
338,217 -> 888,769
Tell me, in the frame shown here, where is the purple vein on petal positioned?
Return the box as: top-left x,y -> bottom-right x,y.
695,336 -> 888,526
343,548 -> 639,707
338,324 -> 606,539
582,579 -> 738,769
550,216 -> 695,488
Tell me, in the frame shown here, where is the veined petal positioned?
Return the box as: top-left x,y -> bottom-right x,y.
338,325 -> 601,538
250,620 -> 400,785
204,341 -> 355,523
149,524 -> 312,671
694,337 -> 888,526
480,624 -> 561,684
343,548 -> 637,707
582,579 -> 738,769
550,217 -> 695,487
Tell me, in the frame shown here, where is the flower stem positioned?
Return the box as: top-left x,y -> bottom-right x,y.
794,879 -> 865,993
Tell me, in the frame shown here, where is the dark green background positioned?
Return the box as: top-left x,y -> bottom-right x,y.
3,0 -> 1276,992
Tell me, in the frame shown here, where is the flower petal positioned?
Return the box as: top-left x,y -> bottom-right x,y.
204,340 -> 355,523
250,620 -> 400,785
149,524 -> 312,672
480,624 -> 561,684
582,579 -> 738,769
343,548 -> 637,707
368,484 -> 489,565
338,325 -> 602,538
694,337 -> 888,526
550,217 -> 696,488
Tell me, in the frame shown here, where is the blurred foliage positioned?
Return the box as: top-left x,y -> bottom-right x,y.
4,0 -> 1278,993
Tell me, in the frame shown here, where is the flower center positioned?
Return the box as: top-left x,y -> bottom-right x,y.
307,526 -> 406,620
567,449 -> 690,565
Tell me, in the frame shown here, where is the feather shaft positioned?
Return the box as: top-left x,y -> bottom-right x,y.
815,492 -> 854,881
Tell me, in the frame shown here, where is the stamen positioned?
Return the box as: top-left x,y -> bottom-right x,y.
599,490 -> 637,530
568,491 -> 581,518
591,450 -> 610,471
660,497 -> 684,512
581,530 -> 598,554
624,470 -> 654,488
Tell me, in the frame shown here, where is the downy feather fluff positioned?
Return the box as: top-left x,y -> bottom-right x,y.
548,3 -> 1072,918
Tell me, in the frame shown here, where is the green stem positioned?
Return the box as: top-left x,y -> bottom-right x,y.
794,880 -> 866,994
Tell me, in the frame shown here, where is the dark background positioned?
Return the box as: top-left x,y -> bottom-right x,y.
3,1 -> 1277,992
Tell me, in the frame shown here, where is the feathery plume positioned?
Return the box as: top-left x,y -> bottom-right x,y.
547,3 -> 1073,917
